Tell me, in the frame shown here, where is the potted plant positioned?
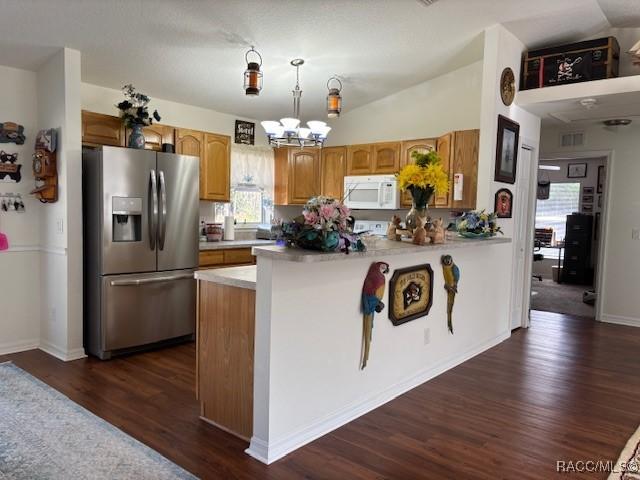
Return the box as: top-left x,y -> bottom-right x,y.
281,196 -> 366,254
456,210 -> 503,238
397,150 -> 449,231
116,84 -> 161,149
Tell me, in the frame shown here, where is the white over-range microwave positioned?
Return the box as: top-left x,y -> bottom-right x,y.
343,174 -> 400,210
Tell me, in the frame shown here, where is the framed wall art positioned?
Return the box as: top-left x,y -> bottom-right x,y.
583,186 -> 594,195
494,188 -> 513,218
388,264 -> 434,326
234,120 -> 255,145
494,115 -> 520,184
567,163 -> 587,178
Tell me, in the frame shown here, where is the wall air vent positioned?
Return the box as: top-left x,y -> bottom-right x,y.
559,131 -> 585,148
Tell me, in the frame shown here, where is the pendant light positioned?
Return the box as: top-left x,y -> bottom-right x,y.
244,46 -> 263,96
326,76 -> 343,118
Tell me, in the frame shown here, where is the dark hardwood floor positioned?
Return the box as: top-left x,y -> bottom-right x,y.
2,310 -> 639,479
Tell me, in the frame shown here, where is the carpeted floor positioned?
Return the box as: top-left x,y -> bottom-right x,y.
0,362 -> 196,480
530,278 -> 595,318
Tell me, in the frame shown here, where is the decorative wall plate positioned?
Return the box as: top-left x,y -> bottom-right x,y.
388,264 -> 433,326
500,67 -> 516,106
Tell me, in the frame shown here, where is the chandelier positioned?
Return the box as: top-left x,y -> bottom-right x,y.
261,59 -> 331,148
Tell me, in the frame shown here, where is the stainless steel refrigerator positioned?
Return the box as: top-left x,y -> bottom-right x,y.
83,146 -> 199,359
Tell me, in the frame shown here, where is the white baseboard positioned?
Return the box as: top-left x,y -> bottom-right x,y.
246,330 -> 511,465
38,341 -> 86,362
0,339 -> 40,356
601,314 -> 640,328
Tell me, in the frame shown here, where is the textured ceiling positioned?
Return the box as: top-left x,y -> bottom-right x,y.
0,0 -> 634,120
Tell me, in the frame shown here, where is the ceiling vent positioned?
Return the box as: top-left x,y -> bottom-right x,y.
559,131 -> 585,148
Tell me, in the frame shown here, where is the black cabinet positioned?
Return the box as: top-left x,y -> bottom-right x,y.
562,214 -> 593,284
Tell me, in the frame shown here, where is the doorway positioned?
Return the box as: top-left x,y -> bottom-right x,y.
528,156 -> 608,320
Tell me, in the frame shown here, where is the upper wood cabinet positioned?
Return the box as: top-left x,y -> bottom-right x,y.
201,133 -> 230,202
400,138 -> 437,208
320,147 -> 346,200
175,128 -> 204,158
449,129 -> 479,210
126,124 -> 174,151
274,147 -> 320,205
346,144 -> 373,175
372,142 -> 400,174
82,111 -> 125,147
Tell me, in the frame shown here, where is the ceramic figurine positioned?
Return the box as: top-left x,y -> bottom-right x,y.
441,255 -> 460,334
387,215 -> 401,241
430,217 -> 446,244
361,262 -> 390,369
412,216 -> 427,246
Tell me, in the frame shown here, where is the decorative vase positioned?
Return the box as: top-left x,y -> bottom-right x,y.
128,124 -> 145,149
405,186 -> 434,232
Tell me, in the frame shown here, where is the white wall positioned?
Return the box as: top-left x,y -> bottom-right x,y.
325,60 -> 483,146
540,122 -> 640,326
0,65 -> 41,354
37,48 -> 84,360
81,83 -> 267,146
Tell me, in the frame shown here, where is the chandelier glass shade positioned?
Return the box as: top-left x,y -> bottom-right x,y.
261,59 -> 331,147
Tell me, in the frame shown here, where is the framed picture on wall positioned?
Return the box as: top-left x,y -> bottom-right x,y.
567,163 -> 588,178
597,165 -> 606,193
388,264 -> 434,326
494,188 -> 513,218
494,115 -> 520,184
582,195 -> 594,204
583,186 -> 594,195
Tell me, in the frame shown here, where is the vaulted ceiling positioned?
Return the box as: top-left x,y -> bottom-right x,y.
0,0 -> 637,120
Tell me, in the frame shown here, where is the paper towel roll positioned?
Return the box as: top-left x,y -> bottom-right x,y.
223,216 -> 235,241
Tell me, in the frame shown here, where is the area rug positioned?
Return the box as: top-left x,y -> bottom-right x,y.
0,362 -> 197,480
530,278 -> 595,318
608,425 -> 640,479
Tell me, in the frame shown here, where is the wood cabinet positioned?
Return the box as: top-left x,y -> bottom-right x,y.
372,142 -> 401,173
400,138 -> 437,208
274,147 -> 321,205
346,144 -> 373,175
176,129 -> 230,202
320,146 -> 346,199
201,133 -> 231,202
198,281 -> 255,440
436,130 -> 479,210
81,111 -> 125,147
125,123 -> 174,151
199,248 -> 255,268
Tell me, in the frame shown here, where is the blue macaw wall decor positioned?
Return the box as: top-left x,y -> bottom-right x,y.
441,255 -> 460,334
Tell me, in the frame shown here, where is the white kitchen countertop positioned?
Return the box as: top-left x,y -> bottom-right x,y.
199,239 -> 276,251
252,236 -> 512,263
195,265 -> 256,290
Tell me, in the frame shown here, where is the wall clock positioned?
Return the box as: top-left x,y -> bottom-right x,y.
500,67 -> 516,106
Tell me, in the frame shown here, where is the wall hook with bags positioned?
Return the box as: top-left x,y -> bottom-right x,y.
0,193 -> 25,212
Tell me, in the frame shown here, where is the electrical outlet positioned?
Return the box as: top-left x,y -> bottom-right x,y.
424,328 -> 431,346
632,229 -> 640,241
56,218 -> 64,235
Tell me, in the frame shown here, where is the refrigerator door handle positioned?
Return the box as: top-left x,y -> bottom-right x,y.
158,170 -> 167,250
109,273 -> 194,287
149,169 -> 158,249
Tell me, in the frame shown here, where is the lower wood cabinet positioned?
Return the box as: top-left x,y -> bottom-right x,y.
199,248 -> 255,268
274,147 -> 321,205
320,146 -> 346,199
198,281 -> 255,440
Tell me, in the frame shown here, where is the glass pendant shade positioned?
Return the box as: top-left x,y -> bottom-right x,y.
297,127 -> 311,139
327,88 -> 342,118
280,117 -> 300,132
244,47 -> 263,96
317,125 -> 331,138
261,121 -> 280,135
307,120 -> 327,135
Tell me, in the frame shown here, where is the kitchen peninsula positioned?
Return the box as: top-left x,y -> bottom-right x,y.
195,236 -> 512,464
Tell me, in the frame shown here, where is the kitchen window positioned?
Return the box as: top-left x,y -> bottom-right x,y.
213,145 -> 274,228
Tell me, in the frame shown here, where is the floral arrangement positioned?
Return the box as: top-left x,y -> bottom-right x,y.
116,84 -> 161,128
281,196 -> 366,254
397,150 -> 450,204
456,210 -> 503,238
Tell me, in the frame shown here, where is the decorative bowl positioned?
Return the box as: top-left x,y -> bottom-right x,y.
458,231 -> 495,239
